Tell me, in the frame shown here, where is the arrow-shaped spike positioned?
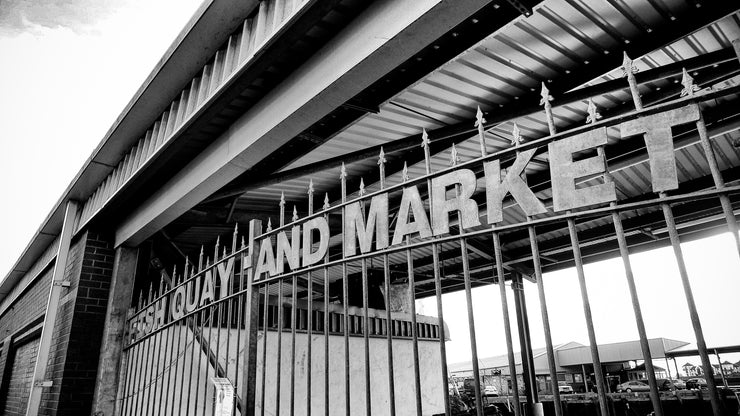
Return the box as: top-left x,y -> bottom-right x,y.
539,82 -> 553,106
511,122 -> 522,146
450,143 -> 460,166
680,67 -> 699,97
586,99 -> 602,124
267,217 -> 273,231
292,205 -> 299,222
323,193 -> 330,210
378,147 -> 386,166
420,128 -> 430,148
621,51 -> 638,77
148,282 -> 154,302
359,178 -> 366,196
340,162 -> 347,180
308,179 -> 314,196
279,191 -> 285,207
241,236 -> 246,249
402,161 -> 409,183
474,106 -> 486,127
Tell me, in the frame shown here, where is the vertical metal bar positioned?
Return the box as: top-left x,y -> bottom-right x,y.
527,223 -> 563,415
131,296 -> 146,416
157,288 -> 174,416
172,319 -> 186,414
361,254 -> 372,416
151,281 -> 166,416
512,273 -> 537,412
202,303 -> 216,416
290,274 -> 298,416
660,196 -> 722,416
401,169 -> 423,416
242,220 -> 263,416
123,334 -> 139,416
307,184 -> 315,416
276,279 -> 284,416
260,283 -> 269,416
234,247 -> 246,416
607,172 -> 663,416
622,55 -> 722,416
449,153 -> 484,416
567,218 -> 610,415
478,112 -> 522,416
323,195 -> 331,416
191,306 -> 206,416
141,297 -> 155,416
714,350 -> 729,389
492,233 -> 522,416
162,279 -> 179,415
185,312 -> 198,416
178,316 -> 191,415
340,164 -> 352,416
543,82 -> 608,415
378,150 -> 397,416
694,105 -> 740,257
421,130 -> 450,416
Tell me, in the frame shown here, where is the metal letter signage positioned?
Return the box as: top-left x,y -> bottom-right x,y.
549,127 -> 616,212
431,169 -> 481,235
620,104 -> 700,192
484,148 -> 547,224
344,193 -> 390,256
391,185 -> 432,246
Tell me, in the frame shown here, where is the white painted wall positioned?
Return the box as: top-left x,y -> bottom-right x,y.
125,325 -> 445,415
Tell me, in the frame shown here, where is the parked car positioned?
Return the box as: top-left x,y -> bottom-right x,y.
483,385 -> 499,397
686,378 -> 708,390
558,381 -> 574,394
617,381 -> 650,393
657,379 -> 674,391
671,379 -> 686,390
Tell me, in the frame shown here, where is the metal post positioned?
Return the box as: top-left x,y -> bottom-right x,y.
422,129 -> 451,416
241,219 -> 263,416
26,200 -> 78,416
512,272 -> 538,413
492,233 -> 522,416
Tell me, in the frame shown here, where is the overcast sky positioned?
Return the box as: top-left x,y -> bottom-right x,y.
1,0 -> 738,375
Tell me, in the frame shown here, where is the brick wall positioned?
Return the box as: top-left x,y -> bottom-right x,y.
0,230 -> 118,416
39,230 -> 115,416
1,337 -> 40,415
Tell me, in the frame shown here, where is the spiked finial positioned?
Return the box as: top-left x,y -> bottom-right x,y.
340,162 -> 347,180
359,178 -> 366,196
621,51 -> 638,77
138,291 -> 144,309
267,218 -> 273,232
199,245 -> 204,270
421,128 -> 430,148
402,161 -> 409,182
323,193 -> 330,210
148,282 -> 154,302
292,206 -> 298,222
214,236 -> 220,262
511,123 -> 522,146
680,68 -> 699,97
475,106 -> 486,128
308,179 -> 314,196
539,82 -> 553,106
475,106 -> 487,156
586,99 -> 602,124
450,143 -> 460,166
241,236 -> 246,249
279,191 -> 285,207
378,147 -> 386,166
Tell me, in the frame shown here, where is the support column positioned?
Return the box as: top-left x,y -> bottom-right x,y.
91,246 -> 139,416
512,273 -> 538,413
26,201 -> 78,416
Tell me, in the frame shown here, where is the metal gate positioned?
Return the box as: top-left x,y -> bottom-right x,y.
118,56 -> 740,416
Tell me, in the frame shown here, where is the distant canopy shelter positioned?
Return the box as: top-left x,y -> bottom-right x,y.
0,1 -> 739,416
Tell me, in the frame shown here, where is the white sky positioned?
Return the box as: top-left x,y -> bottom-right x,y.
0,0 -> 738,376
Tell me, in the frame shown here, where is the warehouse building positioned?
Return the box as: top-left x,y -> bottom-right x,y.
1,1 -> 739,415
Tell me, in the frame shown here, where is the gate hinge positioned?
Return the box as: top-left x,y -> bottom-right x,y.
34,380 -> 53,388
53,280 -> 71,288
